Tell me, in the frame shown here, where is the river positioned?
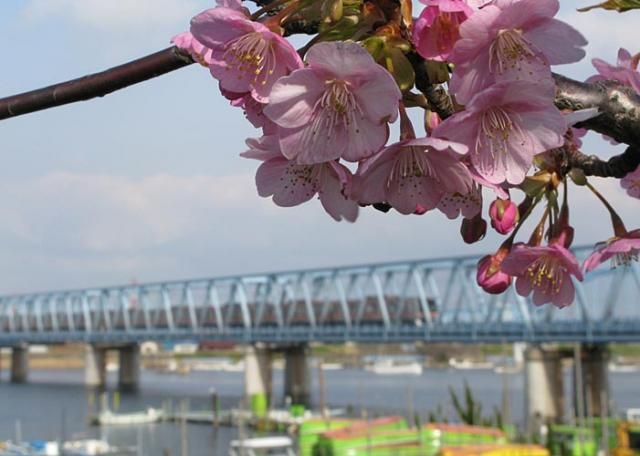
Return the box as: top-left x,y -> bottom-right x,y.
1,366 -> 638,455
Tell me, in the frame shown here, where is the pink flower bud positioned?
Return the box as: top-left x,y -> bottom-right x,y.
461,214 -> 487,244
425,111 -> 441,135
489,198 -> 519,235
476,251 -> 511,295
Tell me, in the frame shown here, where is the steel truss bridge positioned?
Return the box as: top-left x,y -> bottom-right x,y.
1,246 -> 639,346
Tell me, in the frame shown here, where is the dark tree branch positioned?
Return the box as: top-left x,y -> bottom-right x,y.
568,146 -> 640,178
0,47 -> 194,121
408,53 -> 455,120
553,73 -> 640,147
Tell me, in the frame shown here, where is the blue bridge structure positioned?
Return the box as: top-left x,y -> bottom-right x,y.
1,246 -> 639,346
0,246 -> 638,425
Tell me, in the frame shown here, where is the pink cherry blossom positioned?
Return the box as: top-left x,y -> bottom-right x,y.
354,137 -> 472,215
489,198 -> 518,234
449,0 -> 587,104
241,136 -> 358,222
263,41 -> 401,164
437,183 -> 482,219
221,88 -> 278,134
477,249 -> 512,294
171,32 -> 213,65
412,0 -> 473,62
501,242 -> 583,308
621,165 -> 640,199
588,48 -> 640,94
433,81 -> 566,185
190,6 -> 302,103
583,229 -> 640,272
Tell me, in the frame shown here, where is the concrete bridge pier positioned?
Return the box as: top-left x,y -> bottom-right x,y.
245,344 -> 273,417
10,345 -> 29,384
574,344 -> 610,417
85,345 -> 107,388
118,344 -> 140,391
524,344 -> 564,434
284,344 -> 311,408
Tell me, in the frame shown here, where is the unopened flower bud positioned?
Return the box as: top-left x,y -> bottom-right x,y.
461,214 -> 487,244
476,251 -> 512,294
425,110 -> 441,136
489,198 -> 519,235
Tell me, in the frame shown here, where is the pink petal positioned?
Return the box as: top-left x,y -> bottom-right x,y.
190,8 -> 252,49
353,158 -> 395,205
406,136 -> 469,155
318,166 -> 358,222
354,66 -> 401,124
432,110 -> 479,150
240,136 -> 282,161
305,41 -> 378,80
550,245 -> 583,281
514,108 -> 565,148
387,176 -> 443,214
451,5 -> 501,65
263,70 -> 325,129
255,158 -> 319,206
427,153 -> 474,194
523,19 -> 587,65
552,277 -> 576,308
617,48 -> 633,67
515,276 -> 533,297
449,53 -> 493,105
494,0 -> 559,30
278,123 -> 343,163
584,249 -> 606,273
340,118 -> 389,162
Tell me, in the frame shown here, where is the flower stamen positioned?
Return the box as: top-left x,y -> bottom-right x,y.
477,107 -> 523,158
223,32 -> 276,85
526,255 -> 565,294
489,29 -> 539,74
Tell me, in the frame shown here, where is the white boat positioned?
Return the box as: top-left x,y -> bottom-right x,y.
493,364 -> 522,374
608,362 -> 640,373
320,363 -> 343,371
626,408 -> 640,422
95,407 -> 163,425
190,359 -> 244,372
449,358 -> 494,370
229,436 -> 296,456
366,359 -> 423,375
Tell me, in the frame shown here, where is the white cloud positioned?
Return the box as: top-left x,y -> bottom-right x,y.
22,0 -> 201,30
0,172 -> 264,252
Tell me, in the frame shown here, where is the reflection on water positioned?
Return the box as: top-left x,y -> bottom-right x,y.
0,367 -> 638,454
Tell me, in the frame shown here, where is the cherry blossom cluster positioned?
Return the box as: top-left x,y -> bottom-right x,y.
173,0 -> 640,308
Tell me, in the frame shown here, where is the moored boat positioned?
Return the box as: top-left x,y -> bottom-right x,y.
93,407 -> 163,425
366,359 -> 423,375
228,436 -> 295,456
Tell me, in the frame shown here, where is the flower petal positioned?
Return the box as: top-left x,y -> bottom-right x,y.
523,18 -> 587,65
264,69 -> 325,128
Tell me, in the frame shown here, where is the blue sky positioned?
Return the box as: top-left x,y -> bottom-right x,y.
0,0 -> 638,293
